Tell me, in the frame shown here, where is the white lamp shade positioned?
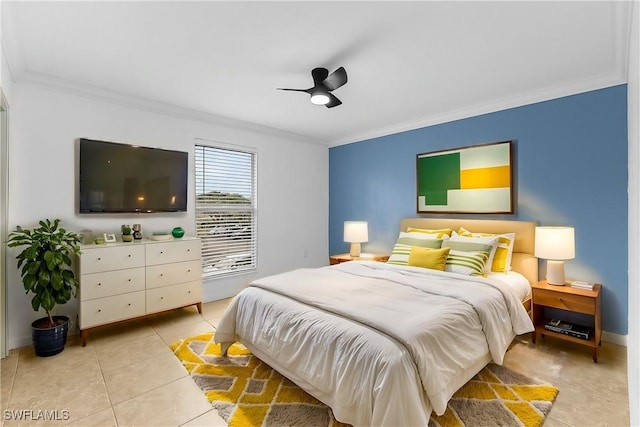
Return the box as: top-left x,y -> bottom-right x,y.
534,226 -> 575,260
344,221 -> 368,243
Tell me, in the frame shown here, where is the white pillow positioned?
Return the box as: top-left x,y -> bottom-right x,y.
449,231 -> 498,274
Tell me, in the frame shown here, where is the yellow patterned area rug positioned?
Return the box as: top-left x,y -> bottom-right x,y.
171,332 -> 559,427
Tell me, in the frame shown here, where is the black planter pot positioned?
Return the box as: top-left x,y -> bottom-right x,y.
31,315 -> 70,357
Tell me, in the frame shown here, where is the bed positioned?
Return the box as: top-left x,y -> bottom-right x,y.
215,218 -> 537,426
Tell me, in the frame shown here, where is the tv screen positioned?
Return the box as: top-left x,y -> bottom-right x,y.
79,138 -> 188,213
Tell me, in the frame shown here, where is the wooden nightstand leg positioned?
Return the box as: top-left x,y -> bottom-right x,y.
531,331 -> 537,344
592,347 -> 598,363
81,329 -> 88,347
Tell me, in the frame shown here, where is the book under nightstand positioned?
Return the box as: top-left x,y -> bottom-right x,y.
531,279 -> 602,362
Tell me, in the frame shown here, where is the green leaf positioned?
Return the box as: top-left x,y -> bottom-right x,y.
31,294 -> 41,312
40,290 -> 54,312
51,270 -> 63,290
38,268 -> 50,286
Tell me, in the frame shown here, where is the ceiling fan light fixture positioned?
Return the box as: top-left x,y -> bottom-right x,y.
310,90 -> 330,105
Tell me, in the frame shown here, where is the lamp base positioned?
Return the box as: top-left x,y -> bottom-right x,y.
349,242 -> 361,258
546,260 -> 566,285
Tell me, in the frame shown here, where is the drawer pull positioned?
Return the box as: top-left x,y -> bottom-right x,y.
98,309 -> 102,313
160,251 -> 164,254
188,290 -> 191,294
128,254 -> 131,258
128,278 -> 132,282
160,296 -> 164,300
187,249 -> 191,252
187,269 -> 191,273
128,303 -> 131,306
160,273 -> 164,277
97,257 -> 101,261
98,283 -> 102,286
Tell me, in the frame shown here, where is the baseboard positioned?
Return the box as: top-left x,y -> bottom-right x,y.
602,330 -> 627,346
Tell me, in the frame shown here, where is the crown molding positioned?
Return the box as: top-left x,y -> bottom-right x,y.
329,70 -> 627,148
1,2 -> 25,84
17,70 -> 327,147
330,1 -> 632,148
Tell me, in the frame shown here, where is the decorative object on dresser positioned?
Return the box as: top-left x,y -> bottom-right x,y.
78,236 -> 202,346
121,225 -> 133,242
416,140 -> 513,214
329,253 -> 389,265
531,279 -> 602,362
7,219 -> 82,357
171,226 -> 185,238
343,220 -> 368,257
132,223 -> 142,240
534,226 -> 575,285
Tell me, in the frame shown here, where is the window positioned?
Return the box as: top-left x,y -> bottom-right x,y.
195,143 -> 257,277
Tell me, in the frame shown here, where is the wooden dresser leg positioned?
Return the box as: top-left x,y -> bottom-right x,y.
592,347 -> 598,363
81,330 -> 88,347
196,302 -> 203,314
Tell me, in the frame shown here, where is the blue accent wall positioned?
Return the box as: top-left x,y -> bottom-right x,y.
329,85 -> 628,335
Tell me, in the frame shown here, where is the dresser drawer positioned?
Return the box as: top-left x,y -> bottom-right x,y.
79,291 -> 146,328
534,288 -> 595,315
80,245 -> 145,274
145,239 -> 201,266
146,260 -> 202,289
80,268 -> 146,301
146,281 -> 202,314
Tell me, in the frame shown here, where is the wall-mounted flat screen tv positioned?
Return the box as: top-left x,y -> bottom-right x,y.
79,138 -> 188,213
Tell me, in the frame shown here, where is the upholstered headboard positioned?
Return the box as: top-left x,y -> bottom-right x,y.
400,218 -> 538,286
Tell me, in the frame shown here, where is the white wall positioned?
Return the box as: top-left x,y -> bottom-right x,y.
6,83 -> 328,350
627,2 -> 639,425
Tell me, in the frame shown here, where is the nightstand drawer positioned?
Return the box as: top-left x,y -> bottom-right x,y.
534,288 -> 595,315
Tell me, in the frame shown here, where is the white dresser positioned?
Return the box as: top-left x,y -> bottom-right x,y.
78,237 -> 202,346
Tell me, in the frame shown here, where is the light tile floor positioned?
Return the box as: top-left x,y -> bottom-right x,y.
0,299 -> 630,426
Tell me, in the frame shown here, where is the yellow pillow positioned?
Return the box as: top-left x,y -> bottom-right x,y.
406,227 -> 452,239
457,227 -> 516,272
407,246 -> 451,271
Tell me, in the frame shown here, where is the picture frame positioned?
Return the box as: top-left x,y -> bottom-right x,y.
416,140 -> 514,214
103,233 -> 117,243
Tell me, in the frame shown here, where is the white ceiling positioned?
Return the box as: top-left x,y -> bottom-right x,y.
2,1 -> 631,146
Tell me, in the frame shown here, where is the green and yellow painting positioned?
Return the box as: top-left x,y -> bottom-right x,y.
417,141 -> 513,213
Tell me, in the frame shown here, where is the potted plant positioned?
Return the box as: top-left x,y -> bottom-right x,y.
121,224 -> 133,242
7,219 -> 82,357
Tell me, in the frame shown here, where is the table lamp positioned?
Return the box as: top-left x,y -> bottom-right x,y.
344,221 -> 368,257
534,226 -> 575,285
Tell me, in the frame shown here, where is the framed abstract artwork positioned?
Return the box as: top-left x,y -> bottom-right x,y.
416,140 -> 513,214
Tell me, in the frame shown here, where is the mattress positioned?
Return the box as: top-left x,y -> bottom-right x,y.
215,261 -> 534,426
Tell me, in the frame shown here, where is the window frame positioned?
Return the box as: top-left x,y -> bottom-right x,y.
194,142 -> 257,278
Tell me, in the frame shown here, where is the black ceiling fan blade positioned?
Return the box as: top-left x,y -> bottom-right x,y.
323,67 -> 347,91
325,93 -> 342,108
311,68 -> 329,87
277,87 -> 311,93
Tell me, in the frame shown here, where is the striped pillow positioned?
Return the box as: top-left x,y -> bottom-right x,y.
457,227 -> 516,272
387,237 -> 444,266
449,232 -> 499,274
406,227 -> 452,239
445,249 -> 490,276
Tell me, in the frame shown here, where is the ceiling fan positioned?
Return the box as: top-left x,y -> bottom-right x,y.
277,67 -> 348,108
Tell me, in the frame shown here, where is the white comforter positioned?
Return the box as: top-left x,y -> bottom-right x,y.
215,261 -> 533,426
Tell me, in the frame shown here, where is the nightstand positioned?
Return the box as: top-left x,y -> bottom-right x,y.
329,253 -> 389,265
531,279 -> 602,362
